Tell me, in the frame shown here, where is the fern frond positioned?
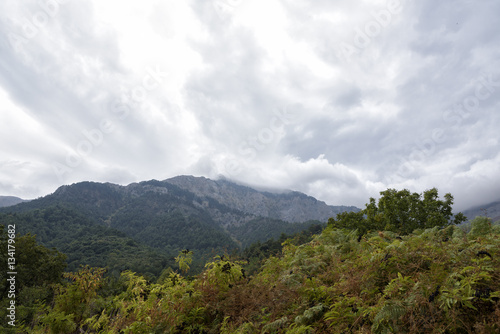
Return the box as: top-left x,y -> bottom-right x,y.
262,316 -> 288,333
371,301 -> 406,333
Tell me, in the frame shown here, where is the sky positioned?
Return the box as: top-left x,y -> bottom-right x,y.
0,0 -> 499,211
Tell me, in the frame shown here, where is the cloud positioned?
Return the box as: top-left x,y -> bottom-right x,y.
0,0 -> 499,213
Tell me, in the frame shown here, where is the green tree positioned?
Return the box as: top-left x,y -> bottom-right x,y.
0,225 -> 67,331
328,188 -> 466,235
38,265 -> 107,333
0,225 -> 67,294
328,211 -> 366,234
175,249 -> 193,274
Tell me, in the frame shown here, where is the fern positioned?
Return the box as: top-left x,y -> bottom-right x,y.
286,324 -> 315,334
371,301 -> 407,333
324,296 -> 364,330
233,322 -> 258,334
469,216 -> 493,237
262,316 -> 288,333
83,310 -> 110,333
40,310 -> 77,334
295,304 -> 326,326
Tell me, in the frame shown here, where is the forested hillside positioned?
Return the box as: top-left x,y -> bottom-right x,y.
0,207 -> 174,276
2,187 -> 499,333
0,177 -> 340,275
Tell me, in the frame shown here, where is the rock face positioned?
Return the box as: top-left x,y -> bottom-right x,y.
165,175 -> 359,223
0,196 -> 27,208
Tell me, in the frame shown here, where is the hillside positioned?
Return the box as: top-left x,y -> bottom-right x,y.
0,207 -> 174,276
0,176 -> 357,274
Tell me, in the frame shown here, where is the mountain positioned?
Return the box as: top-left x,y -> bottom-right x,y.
462,200 -> 500,222
165,175 -> 359,223
0,195 -> 28,207
0,176 -> 359,274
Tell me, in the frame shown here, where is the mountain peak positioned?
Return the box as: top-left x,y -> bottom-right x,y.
2,176 -> 360,224
164,175 -> 358,223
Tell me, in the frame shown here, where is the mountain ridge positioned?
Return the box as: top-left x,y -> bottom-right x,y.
164,175 -> 359,223
0,176 -> 360,273
4,176 -> 359,225
3,177 -> 497,223
0,195 -> 28,208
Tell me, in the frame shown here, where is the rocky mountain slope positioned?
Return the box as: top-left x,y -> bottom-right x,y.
165,175 -> 359,223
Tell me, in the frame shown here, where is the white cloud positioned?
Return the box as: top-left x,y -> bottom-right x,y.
0,0 -> 499,212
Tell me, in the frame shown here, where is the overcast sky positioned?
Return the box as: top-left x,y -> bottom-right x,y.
0,0 -> 499,211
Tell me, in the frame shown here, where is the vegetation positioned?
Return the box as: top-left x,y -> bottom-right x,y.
329,188 -> 467,236
0,227 -> 67,333
228,219 -> 324,249
2,188 -> 499,333
0,207 -> 175,277
242,224 -> 324,275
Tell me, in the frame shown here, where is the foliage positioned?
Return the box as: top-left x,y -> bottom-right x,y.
201,255 -> 247,294
329,187 -> 466,236
15,219 -> 498,333
0,226 -> 67,291
0,226 -> 67,331
242,224 -> 324,275
36,265 -> 108,333
469,216 -> 493,237
0,207 -> 175,278
4,189 -> 500,333
228,219 -> 323,248
175,249 -> 194,274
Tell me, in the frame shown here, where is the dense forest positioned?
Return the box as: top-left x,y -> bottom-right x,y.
1,188 -> 500,333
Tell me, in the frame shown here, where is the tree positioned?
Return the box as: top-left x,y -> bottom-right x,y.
0,225 -> 67,294
175,249 -> 193,274
0,225 -> 67,331
328,211 -> 367,234
328,188 -> 466,236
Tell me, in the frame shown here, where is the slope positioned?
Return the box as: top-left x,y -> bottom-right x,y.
165,175 -> 359,223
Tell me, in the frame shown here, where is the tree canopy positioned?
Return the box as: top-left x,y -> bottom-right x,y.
329,188 -> 466,235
